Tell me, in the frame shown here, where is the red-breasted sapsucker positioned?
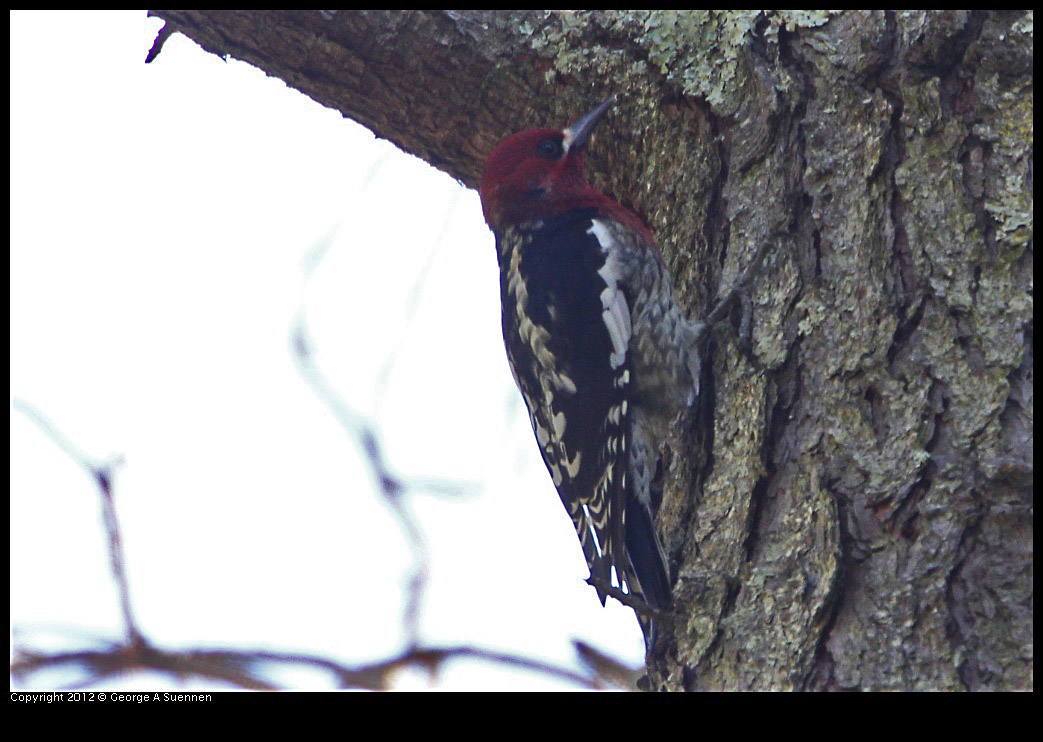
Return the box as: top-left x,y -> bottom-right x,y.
480,96 -> 701,644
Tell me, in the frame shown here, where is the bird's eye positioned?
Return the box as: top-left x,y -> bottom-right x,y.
537,138 -> 564,159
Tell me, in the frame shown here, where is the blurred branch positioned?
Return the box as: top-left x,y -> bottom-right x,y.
292,310 -> 431,643
10,399 -> 606,690
11,640 -> 601,691
372,187 -> 463,416
12,400 -> 144,649
292,214 -> 484,643
573,641 -> 643,690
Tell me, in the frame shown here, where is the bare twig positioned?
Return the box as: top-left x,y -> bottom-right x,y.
291,214 -> 482,643
573,640 -> 643,690
12,400 -> 145,648
290,314 -> 430,643
144,19 -> 174,64
372,187 -> 463,416
11,399 -> 600,690
11,642 -> 599,691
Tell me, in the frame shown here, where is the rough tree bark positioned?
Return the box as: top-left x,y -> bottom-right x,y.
148,10 -> 1032,691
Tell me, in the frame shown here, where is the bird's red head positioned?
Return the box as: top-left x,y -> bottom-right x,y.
480,97 -> 649,237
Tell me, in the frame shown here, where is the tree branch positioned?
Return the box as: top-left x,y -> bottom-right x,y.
12,400 -> 145,649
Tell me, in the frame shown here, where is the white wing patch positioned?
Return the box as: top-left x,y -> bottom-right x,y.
588,220 -> 632,370
584,219 -> 635,571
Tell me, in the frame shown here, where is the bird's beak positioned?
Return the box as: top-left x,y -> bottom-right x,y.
563,95 -> 615,152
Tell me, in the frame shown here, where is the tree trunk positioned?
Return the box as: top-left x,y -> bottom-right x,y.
148,9 -> 1033,691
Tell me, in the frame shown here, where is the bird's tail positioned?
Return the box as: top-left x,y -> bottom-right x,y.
624,489 -> 672,646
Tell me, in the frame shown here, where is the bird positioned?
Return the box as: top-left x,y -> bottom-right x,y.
479,95 -> 707,645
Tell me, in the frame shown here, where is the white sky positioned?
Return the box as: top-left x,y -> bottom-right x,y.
10,10 -> 645,691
